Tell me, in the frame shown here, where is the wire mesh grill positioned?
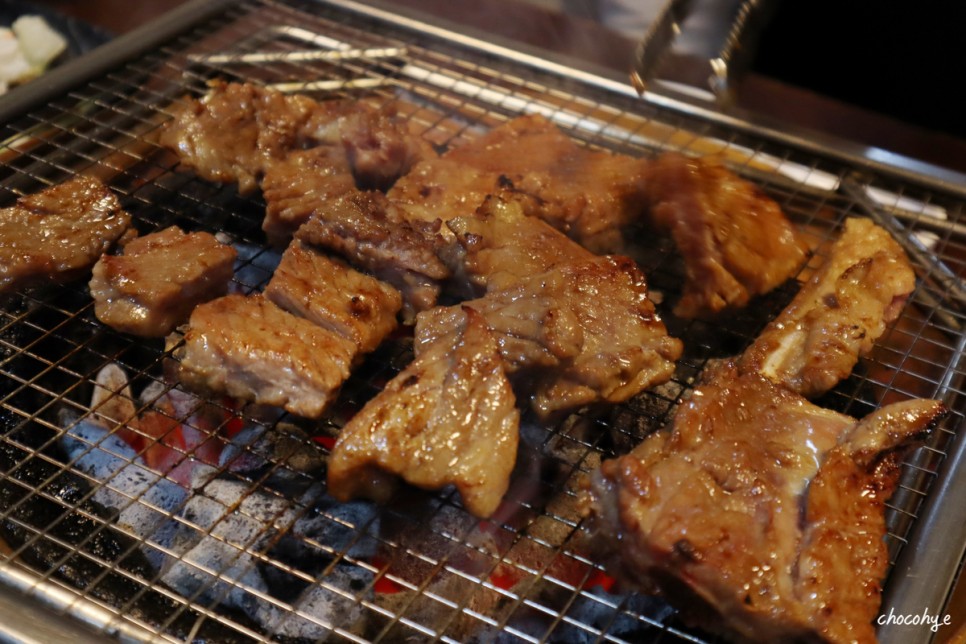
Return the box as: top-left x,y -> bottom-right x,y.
1,0 -> 964,642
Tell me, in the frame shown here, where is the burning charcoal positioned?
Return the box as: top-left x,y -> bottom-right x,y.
58,410 -> 379,641
261,564 -> 373,640
296,497 -> 381,561
219,423 -> 326,476
59,418 -> 188,570
551,587 -> 675,643
226,238 -> 283,292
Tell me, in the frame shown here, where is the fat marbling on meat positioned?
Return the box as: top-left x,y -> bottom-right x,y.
176,293 -> 355,419
0,176 -> 132,293
90,226 -> 237,337
328,306 -> 519,518
584,360 -> 946,643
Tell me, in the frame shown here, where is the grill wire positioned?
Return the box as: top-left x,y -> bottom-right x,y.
1,0 -> 964,642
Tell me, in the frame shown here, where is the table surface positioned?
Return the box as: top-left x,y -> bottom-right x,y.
21,0 -> 966,640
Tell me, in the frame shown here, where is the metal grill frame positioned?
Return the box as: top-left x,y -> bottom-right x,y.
0,1 -> 964,643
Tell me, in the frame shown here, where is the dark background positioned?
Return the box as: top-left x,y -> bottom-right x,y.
752,0 -> 966,140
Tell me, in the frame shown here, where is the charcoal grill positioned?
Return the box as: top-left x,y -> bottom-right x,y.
1,1 -> 964,642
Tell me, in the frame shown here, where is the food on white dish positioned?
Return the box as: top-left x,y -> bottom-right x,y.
0,15 -> 68,94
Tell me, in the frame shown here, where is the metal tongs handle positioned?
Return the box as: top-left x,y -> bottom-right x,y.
631,0 -> 774,106
631,0 -> 695,94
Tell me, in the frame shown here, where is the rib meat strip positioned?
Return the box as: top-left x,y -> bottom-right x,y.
175,294 -> 355,419
584,360 -> 946,643
328,307 -> 519,518
1,176 -> 132,293
90,226 -> 237,337
264,241 -> 401,356
294,190 -> 450,318
739,217 -> 916,398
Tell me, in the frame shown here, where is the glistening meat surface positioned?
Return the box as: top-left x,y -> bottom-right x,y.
584,361 -> 945,643
644,153 -> 809,318
176,293 -> 355,419
0,176 -> 132,293
424,198 -> 682,419
264,241 -> 402,356
90,226 -> 237,337
328,307 -> 519,518
160,81 -> 430,195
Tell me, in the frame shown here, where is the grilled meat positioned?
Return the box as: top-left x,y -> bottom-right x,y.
421,256 -> 680,419
445,195 -> 592,293
397,115 -> 805,318
261,147 -> 356,245
328,307 -> 519,518
295,190 -> 450,318
176,293 -> 355,418
0,176 -> 132,293
264,241 -> 401,356
739,217 -> 916,398
165,84 -> 805,319
160,81 -> 429,195
438,198 -> 681,418
90,226 -> 236,337
644,153 -> 809,318
424,113 -> 652,253
585,360 -> 945,643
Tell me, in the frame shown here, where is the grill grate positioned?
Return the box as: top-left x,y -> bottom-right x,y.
1,1 -> 964,642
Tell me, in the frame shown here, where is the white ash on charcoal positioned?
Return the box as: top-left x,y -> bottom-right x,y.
218,424 -> 325,477
58,365 -> 386,642
61,417 -> 380,641
59,417 -> 189,572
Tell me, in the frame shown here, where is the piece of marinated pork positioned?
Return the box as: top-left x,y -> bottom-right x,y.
445,195 -> 593,294
0,176 -> 132,293
644,152 -> 809,318
328,307 -> 519,518
294,190 -> 450,318
90,226 -> 237,337
260,146 -> 356,245
175,294 -> 355,418
584,360 -> 946,643
392,115 -> 805,317
264,241 -> 401,356
416,198 -> 681,419
739,217 -> 916,398
390,113 -> 650,253
160,80 -> 429,194
419,255 -> 681,419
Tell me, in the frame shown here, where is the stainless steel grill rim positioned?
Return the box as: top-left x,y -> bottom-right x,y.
0,1 -> 963,643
